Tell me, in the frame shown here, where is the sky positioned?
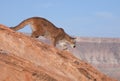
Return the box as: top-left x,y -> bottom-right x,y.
0,0 -> 120,38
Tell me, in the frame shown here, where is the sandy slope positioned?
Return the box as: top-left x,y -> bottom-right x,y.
0,24 -> 117,81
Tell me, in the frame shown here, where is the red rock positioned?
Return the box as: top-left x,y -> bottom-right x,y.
0,24 -> 117,81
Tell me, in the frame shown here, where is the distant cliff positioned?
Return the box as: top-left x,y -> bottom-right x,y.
0,24 -> 117,81
70,37 -> 120,80
73,37 -> 120,65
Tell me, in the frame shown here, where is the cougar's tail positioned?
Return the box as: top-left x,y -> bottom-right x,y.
10,18 -> 32,31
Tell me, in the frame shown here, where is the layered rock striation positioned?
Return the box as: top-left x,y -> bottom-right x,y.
0,24 -> 117,81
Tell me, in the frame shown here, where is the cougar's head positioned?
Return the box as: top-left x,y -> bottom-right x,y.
68,37 -> 76,48
67,36 -> 76,48
58,37 -> 76,50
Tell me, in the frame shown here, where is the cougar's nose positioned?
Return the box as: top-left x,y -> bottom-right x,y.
72,45 -> 76,48
73,45 -> 76,48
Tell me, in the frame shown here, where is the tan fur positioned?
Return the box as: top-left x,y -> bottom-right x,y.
10,17 -> 76,49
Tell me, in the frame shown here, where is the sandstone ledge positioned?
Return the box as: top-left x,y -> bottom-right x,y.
0,24 -> 117,81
